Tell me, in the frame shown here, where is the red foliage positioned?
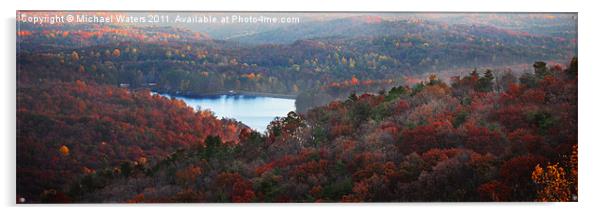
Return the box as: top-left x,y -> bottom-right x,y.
17,81 -> 243,201
478,180 -> 511,201
400,121 -> 454,154
463,123 -> 503,154
395,99 -> 410,113
507,129 -> 544,154
215,172 -> 256,202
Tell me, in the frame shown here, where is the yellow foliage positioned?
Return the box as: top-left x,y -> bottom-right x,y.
531,163 -> 572,201
532,145 -> 578,201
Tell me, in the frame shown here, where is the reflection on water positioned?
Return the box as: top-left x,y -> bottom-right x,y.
158,93 -> 296,133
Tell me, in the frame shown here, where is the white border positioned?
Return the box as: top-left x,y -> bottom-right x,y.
2,0 -> 599,215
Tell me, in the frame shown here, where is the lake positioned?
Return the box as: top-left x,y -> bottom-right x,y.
157,93 -> 296,133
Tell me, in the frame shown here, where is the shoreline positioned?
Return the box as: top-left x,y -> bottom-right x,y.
150,89 -> 298,100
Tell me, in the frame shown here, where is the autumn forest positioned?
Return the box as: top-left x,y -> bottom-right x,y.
16,12 -> 577,203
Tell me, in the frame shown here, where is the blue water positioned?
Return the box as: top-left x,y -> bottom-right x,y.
158,93 -> 296,133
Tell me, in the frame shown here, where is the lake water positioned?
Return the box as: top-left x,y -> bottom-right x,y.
158,93 -> 296,133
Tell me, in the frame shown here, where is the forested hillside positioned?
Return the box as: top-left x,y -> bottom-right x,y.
17,79 -> 246,202
18,58 -> 577,202
18,16 -> 575,102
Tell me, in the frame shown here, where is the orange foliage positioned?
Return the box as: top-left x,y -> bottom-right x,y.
350,75 -> 360,85
242,73 -> 257,80
531,163 -> 571,201
17,30 -> 32,37
58,145 -> 69,156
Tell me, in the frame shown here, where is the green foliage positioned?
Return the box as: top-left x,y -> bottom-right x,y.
253,172 -> 285,202
453,111 -> 469,128
520,72 -> 539,88
527,111 -> 556,134
567,57 -> 578,79
120,162 -> 133,178
534,62 -> 552,79
385,86 -> 406,102
348,92 -> 358,102
411,82 -> 426,96
203,135 -> 223,158
349,101 -> 371,127
322,177 -> 353,200
476,70 -> 495,92
310,126 -> 328,146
